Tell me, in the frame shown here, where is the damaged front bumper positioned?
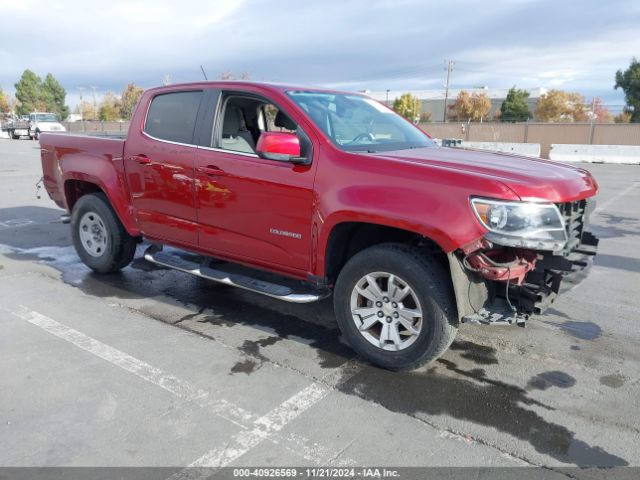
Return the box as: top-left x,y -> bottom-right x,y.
450,198 -> 599,326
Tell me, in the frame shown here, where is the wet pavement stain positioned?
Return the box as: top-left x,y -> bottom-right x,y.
239,337 -> 283,363
546,308 -> 572,320
5,241 -> 354,369
449,340 -> 498,365
599,374 -> 626,389
130,257 -> 169,272
1,237 -> 629,466
527,371 -> 576,391
197,314 -> 237,328
176,306 -> 206,323
558,321 -> 602,341
338,359 -> 627,466
570,345 -> 581,351
230,359 -> 259,375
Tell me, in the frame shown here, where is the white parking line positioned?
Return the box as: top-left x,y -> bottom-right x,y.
184,383 -> 329,469
7,305 -> 359,468
10,306 -> 256,427
595,182 -> 638,214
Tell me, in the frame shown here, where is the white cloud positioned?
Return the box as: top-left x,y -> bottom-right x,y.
0,0 -> 638,106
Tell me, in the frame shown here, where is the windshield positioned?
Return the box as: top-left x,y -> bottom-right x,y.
286,91 -> 434,152
32,113 -> 58,122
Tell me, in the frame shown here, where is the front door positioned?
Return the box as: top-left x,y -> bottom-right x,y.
124,90 -> 203,246
195,92 -> 317,272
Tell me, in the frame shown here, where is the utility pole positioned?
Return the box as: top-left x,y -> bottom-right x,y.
91,86 -> 98,120
77,87 -> 86,131
443,60 -> 454,122
385,89 -> 390,105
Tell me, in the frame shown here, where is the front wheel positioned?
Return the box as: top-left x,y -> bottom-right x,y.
70,193 -> 137,273
333,244 -> 458,370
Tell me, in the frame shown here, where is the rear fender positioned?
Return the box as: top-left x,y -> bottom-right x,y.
62,159 -> 140,236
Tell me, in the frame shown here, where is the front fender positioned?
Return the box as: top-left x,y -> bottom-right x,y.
313,183 -> 489,278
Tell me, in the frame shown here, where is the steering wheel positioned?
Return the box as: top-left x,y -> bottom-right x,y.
351,132 -> 376,143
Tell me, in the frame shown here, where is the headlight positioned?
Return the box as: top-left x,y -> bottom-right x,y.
471,198 -> 567,251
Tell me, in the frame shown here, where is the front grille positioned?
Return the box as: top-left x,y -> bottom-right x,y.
555,199 -> 593,252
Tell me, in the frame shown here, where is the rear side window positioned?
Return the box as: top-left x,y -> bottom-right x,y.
144,91 -> 203,144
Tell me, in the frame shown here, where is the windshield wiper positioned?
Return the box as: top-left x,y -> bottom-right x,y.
353,148 -> 378,153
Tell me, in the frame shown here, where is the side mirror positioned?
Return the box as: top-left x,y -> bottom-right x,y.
256,132 -> 310,165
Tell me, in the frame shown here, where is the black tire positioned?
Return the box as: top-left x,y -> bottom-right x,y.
333,243 -> 458,370
70,193 -> 137,273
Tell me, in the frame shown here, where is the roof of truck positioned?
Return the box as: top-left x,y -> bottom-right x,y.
144,81 -> 360,96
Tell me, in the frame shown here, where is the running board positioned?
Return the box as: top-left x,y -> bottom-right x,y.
143,246 -> 327,303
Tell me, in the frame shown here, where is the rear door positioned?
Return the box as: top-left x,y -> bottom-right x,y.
123,90 -> 203,246
194,90 -> 317,273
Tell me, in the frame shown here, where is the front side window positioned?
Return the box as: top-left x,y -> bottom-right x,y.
144,91 -> 203,144
286,91 -> 434,152
216,95 -> 298,155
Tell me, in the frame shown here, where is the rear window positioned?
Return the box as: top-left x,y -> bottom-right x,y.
144,91 -> 203,144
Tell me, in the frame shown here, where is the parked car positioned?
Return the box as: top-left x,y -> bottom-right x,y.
39,82 -> 599,370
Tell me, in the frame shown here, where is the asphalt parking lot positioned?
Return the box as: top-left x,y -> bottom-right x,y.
0,138 -> 639,475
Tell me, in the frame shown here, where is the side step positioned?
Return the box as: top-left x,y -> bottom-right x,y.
143,246 -> 328,304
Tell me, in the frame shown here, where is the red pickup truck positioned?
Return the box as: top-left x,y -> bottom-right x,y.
40,81 -> 599,369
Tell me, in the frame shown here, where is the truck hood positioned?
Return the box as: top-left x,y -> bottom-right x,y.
371,146 -> 598,203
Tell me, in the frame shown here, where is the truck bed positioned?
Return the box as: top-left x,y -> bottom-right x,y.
40,133 -> 126,210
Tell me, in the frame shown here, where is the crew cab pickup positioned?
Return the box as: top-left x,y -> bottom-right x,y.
40,82 -> 599,369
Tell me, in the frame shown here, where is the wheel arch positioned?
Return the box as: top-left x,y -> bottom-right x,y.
63,176 -> 140,236
320,219 -> 451,286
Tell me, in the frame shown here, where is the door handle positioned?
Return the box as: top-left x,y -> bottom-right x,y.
131,154 -> 151,165
197,165 -> 225,176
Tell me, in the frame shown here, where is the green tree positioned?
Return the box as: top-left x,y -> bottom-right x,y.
615,57 -> 640,122
119,83 -> 144,120
14,69 -> 42,115
393,93 -> 421,121
98,92 -> 121,121
535,90 -> 588,122
500,87 -> 531,122
41,73 -> 69,120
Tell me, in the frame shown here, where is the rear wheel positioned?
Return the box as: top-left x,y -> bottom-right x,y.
333,244 -> 458,370
71,193 -> 137,273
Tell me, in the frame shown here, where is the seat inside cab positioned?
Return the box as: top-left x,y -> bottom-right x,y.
218,96 -> 297,154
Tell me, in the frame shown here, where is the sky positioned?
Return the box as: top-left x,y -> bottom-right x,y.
1,0 -> 639,110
